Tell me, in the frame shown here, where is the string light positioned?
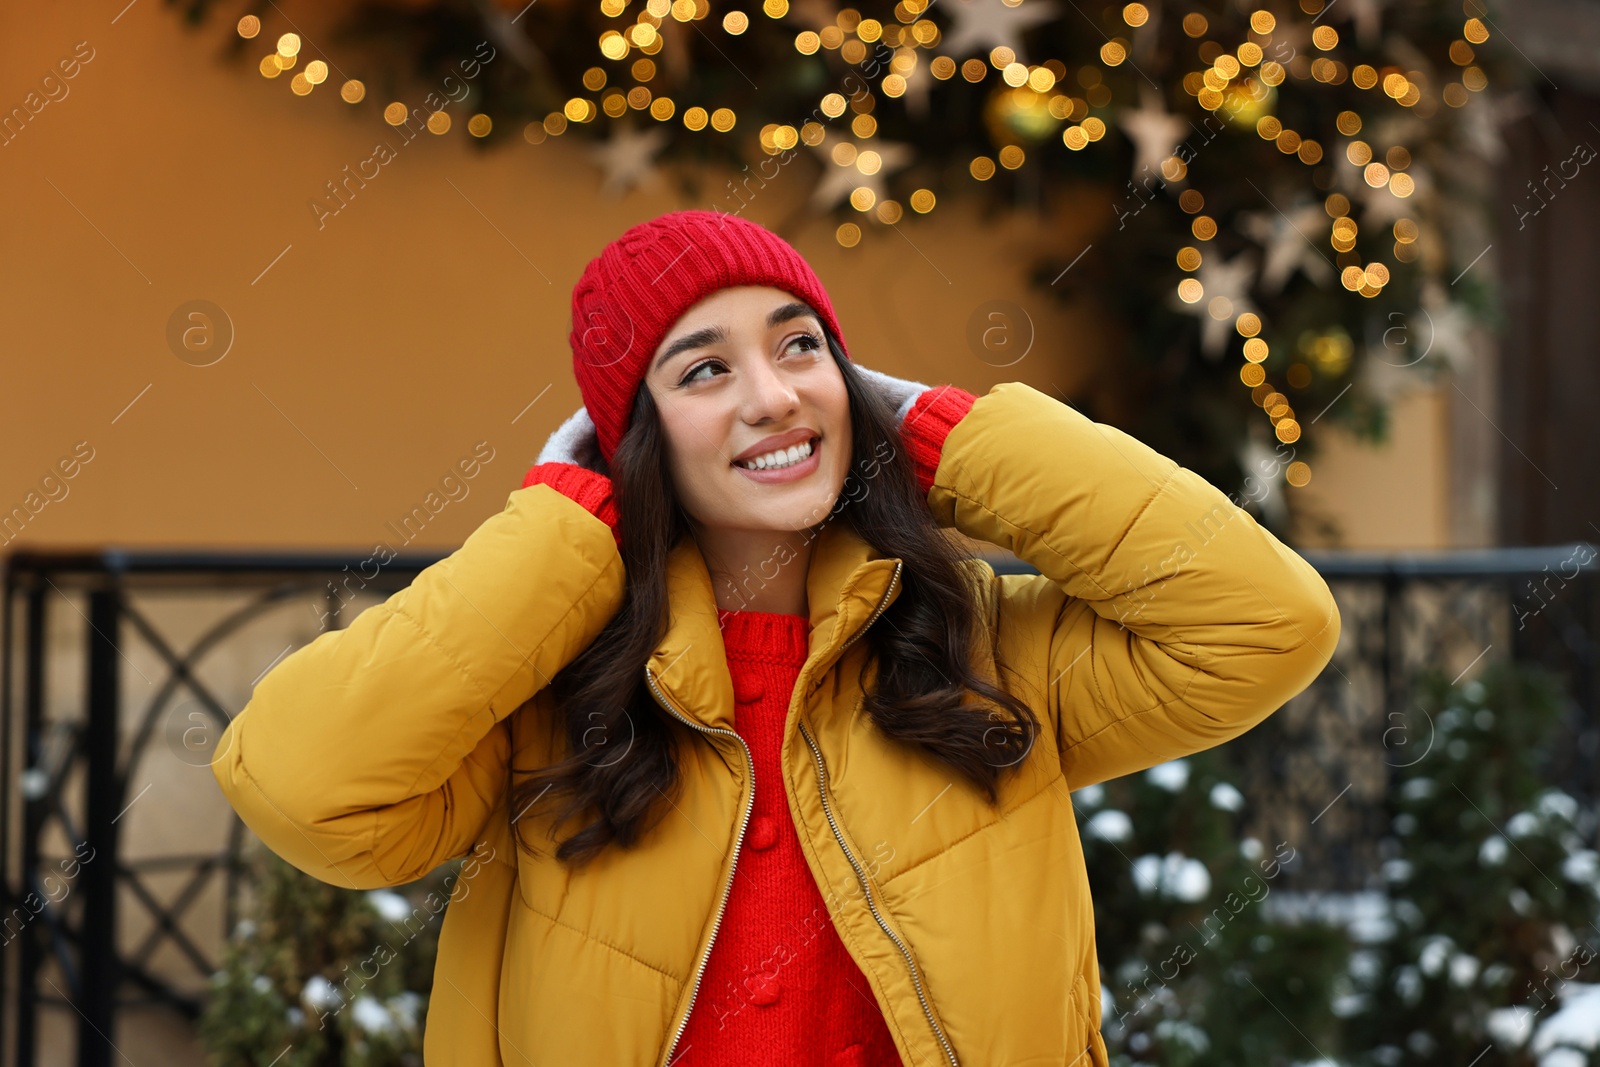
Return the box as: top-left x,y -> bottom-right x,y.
224,1 -> 1490,479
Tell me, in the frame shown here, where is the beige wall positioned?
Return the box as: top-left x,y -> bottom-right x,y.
1292,383 -> 1454,550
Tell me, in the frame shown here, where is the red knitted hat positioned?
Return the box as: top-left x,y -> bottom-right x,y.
569,209 -> 852,464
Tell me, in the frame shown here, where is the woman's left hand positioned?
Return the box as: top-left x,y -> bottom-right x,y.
852,363 -> 933,427
852,362 -> 982,497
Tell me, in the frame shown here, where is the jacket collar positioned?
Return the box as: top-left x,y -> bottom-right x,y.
643,518 -> 904,731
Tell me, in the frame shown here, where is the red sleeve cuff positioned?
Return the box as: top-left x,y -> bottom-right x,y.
900,385 -> 979,496
521,463 -> 621,545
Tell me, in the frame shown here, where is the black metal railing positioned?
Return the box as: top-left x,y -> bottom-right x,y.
1267,544 -> 1597,889
2,542 -> 1595,1065
0,548 -> 445,1067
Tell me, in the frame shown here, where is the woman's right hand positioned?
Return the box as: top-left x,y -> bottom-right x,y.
522,405 -> 621,544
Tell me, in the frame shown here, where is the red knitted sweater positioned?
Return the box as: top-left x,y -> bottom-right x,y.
670,609 -> 902,1067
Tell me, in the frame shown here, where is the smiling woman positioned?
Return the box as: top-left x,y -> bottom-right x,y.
214,209 -> 1340,1067
502,213 -> 1042,1065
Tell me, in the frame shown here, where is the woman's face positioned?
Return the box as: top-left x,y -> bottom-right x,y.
642,285 -> 853,537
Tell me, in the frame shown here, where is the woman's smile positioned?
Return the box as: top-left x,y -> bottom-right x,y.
731,435 -> 822,484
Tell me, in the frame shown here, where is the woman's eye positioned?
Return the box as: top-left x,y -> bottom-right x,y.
680,359 -> 724,385
789,332 -> 822,355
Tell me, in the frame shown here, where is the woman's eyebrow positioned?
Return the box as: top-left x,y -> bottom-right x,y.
652,302 -> 820,374
653,325 -> 727,373
765,301 -> 818,330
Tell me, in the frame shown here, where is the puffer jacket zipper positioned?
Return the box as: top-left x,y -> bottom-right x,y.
806,559 -> 953,1067
647,665 -> 755,1067
835,561 -> 901,660
793,555 -> 959,1067
798,718 -> 958,1067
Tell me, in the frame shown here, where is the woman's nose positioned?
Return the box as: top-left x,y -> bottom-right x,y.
742,358 -> 800,418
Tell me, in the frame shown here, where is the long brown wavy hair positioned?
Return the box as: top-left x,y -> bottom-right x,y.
509,326 -> 1040,867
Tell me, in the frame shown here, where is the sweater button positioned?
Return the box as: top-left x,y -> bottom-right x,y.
732,673 -> 764,703
748,976 -> 781,1005
746,815 -> 777,851
831,1044 -> 867,1066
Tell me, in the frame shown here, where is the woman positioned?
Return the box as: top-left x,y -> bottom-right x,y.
212,210 -> 1341,1067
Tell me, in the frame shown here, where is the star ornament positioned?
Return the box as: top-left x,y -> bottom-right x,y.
1238,202 -> 1336,295
806,131 -> 914,214
1407,277 -> 1476,375
939,0 -> 1059,64
1458,91 -> 1534,165
589,122 -> 671,197
1118,84 -> 1190,184
1317,0 -> 1389,50
1355,161 -> 1430,228
1237,431 -> 1290,528
897,54 -> 936,121
1170,250 -> 1259,358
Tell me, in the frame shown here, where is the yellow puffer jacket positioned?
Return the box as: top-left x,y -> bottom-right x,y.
212,381 -> 1340,1067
